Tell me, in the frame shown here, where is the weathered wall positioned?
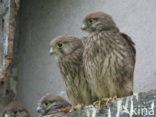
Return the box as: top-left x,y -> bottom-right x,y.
16,0 -> 156,116
0,0 -> 20,114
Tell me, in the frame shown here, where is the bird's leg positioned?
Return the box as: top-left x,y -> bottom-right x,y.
101,96 -> 117,106
93,96 -> 117,110
58,107 -> 70,113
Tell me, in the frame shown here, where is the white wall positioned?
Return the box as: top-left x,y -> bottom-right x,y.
17,0 -> 156,116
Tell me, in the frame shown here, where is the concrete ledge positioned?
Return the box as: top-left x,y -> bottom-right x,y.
44,90 -> 156,117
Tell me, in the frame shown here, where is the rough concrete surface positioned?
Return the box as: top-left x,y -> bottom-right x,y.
44,90 -> 156,117
16,0 -> 156,116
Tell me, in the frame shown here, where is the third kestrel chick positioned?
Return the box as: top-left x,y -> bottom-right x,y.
37,93 -> 71,116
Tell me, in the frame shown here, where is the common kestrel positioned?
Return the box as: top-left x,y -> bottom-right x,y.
81,12 -> 136,101
49,35 -> 97,108
3,101 -> 29,117
37,93 -> 71,116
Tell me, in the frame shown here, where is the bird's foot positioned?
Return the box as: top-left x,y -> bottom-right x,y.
101,96 -> 117,106
93,100 -> 102,110
93,96 -> 117,110
58,107 -> 70,113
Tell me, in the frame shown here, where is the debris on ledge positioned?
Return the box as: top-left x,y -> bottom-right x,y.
43,90 -> 156,117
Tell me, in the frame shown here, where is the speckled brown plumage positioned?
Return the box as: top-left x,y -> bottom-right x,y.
49,35 -> 98,107
3,101 -> 29,117
37,93 -> 71,116
81,12 -> 136,99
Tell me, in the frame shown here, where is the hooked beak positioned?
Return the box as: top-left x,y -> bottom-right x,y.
49,47 -> 55,56
36,106 -> 42,113
81,24 -> 87,30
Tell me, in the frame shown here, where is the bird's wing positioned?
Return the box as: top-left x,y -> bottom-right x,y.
120,33 -> 136,57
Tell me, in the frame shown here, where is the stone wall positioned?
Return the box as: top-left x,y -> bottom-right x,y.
0,0 -> 20,114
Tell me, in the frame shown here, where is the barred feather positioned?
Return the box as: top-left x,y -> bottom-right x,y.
50,35 -> 98,106
82,12 -> 136,99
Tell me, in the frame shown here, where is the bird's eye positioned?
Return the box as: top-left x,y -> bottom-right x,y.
87,19 -> 95,24
56,43 -> 63,48
45,102 -> 49,106
42,102 -> 50,108
13,111 -> 17,114
10,111 -> 17,116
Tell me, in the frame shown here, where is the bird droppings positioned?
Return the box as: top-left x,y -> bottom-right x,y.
83,105 -> 97,117
116,99 -> 123,117
134,93 -> 139,101
91,106 -> 97,117
124,97 -> 130,109
122,105 -> 130,114
107,107 -> 111,117
129,96 -> 134,117
151,101 -> 154,109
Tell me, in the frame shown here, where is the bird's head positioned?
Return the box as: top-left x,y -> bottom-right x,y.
3,102 -> 28,117
49,35 -> 82,59
37,94 -> 67,115
81,12 -> 116,33
37,94 -> 55,115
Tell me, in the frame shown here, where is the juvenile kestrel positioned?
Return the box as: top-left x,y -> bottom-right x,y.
81,12 -> 136,100
37,93 -> 71,116
3,101 -> 29,117
49,35 -> 98,107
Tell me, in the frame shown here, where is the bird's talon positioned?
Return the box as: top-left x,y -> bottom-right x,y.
101,97 -> 108,101
93,100 -> 102,110
105,98 -> 111,106
103,96 -> 117,106
93,101 -> 98,106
